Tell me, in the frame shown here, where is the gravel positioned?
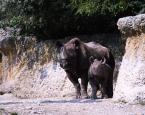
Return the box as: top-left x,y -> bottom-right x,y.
0,94 -> 145,115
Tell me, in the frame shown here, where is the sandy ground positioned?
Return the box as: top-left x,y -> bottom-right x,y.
0,94 -> 145,115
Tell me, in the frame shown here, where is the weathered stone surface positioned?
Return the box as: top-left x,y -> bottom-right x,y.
13,62 -> 76,98
0,28 -> 120,98
117,14 -> 145,36
114,14 -> 145,104
0,28 -> 75,98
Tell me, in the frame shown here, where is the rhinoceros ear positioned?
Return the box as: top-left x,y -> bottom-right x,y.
74,38 -> 80,49
89,56 -> 94,64
55,41 -> 63,52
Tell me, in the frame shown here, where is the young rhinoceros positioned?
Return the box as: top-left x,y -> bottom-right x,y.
88,56 -> 113,99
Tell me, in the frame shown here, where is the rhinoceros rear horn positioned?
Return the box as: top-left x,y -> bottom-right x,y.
102,57 -> 106,64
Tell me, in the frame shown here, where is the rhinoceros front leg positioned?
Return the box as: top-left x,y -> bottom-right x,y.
89,78 -> 98,99
81,73 -> 89,99
66,72 -> 81,99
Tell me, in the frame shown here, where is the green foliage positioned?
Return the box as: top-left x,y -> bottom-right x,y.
0,0 -> 145,37
0,16 -> 23,27
70,0 -> 145,16
70,0 -> 97,15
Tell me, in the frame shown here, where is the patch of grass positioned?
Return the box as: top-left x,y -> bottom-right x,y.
0,109 -> 18,115
11,112 -> 18,115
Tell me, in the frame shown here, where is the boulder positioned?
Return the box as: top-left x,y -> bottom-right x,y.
114,14 -> 145,104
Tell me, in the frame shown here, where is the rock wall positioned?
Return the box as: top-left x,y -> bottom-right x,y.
0,28 -> 121,99
114,14 -> 145,104
0,28 -> 75,98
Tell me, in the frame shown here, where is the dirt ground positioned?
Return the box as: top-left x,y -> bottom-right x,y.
0,94 -> 145,115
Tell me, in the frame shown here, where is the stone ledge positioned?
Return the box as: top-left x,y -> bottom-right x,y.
117,14 -> 145,36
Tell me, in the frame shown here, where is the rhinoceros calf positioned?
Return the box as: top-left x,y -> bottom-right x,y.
88,57 -> 113,99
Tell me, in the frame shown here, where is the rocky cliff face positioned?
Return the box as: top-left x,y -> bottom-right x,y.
114,14 -> 145,104
0,29 -> 52,82
0,28 -> 121,99
0,28 -> 75,98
